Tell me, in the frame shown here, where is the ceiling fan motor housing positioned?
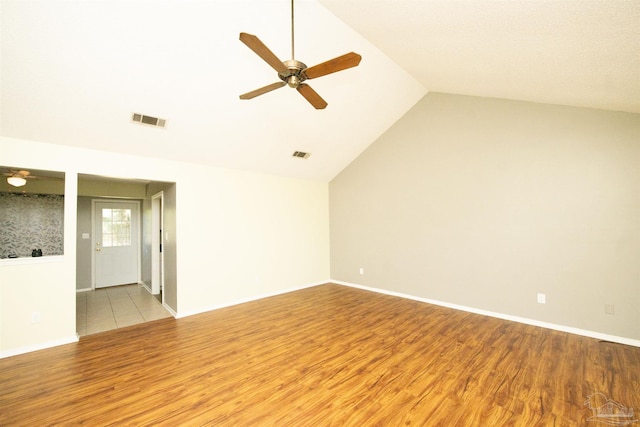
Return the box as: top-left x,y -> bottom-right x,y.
279,60 -> 308,88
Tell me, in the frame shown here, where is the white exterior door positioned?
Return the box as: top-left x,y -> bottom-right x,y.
94,200 -> 140,288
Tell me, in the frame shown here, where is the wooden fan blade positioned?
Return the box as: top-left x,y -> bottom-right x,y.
4,170 -> 32,178
239,33 -> 288,74
303,52 -> 362,79
239,82 -> 286,100
297,84 -> 327,109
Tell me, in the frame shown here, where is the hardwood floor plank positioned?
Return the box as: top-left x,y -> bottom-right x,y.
1,284 -> 638,426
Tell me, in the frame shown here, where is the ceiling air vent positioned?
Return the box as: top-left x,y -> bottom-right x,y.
131,113 -> 167,128
292,151 -> 311,159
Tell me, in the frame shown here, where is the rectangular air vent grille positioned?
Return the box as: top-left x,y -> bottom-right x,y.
131,113 -> 166,128
292,151 -> 310,159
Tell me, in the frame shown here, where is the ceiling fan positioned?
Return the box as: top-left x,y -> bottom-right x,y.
239,0 -> 362,109
3,170 -> 61,187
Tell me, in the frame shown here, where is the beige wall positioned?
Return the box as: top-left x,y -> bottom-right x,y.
174,166 -> 329,316
76,197 -> 92,290
78,178 -> 148,199
0,136 -> 329,355
330,93 -> 640,341
141,181 -> 175,298
160,183 -> 178,312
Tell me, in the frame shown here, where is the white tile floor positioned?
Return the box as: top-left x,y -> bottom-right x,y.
76,284 -> 172,336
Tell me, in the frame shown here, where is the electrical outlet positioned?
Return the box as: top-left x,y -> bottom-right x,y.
359,267 -> 364,275
537,293 -> 546,304
604,304 -> 615,315
31,311 -> 41,324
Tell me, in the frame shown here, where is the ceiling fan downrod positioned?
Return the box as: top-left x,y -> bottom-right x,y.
291,0 -> 295,60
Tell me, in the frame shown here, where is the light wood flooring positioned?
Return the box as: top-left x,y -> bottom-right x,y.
76,284 -> 172,336
2,284 -> 639,426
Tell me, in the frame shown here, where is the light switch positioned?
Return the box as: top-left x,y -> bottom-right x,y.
82,233 -> 90,240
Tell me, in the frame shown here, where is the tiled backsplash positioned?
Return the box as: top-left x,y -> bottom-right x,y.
0,192 -> 64,258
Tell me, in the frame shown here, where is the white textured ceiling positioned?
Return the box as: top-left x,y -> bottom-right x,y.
1,0 -> 638,182
320,0 -> 640,114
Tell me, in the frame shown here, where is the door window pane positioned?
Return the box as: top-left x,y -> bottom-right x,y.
102,208 -> 131,247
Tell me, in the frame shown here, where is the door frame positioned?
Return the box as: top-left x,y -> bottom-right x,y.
91,198 -> 142,289
151,191 -> 164,300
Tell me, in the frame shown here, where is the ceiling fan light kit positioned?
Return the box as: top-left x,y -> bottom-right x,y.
7,176 -> 27,187
239,0 -> 361,109
3,169 -> 63,187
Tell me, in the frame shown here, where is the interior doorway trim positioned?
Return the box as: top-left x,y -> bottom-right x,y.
151,191 -> 165,302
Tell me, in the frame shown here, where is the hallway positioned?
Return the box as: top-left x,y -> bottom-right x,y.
76,284 -> 172,336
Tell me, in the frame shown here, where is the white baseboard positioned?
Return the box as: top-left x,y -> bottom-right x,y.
9,281 -> 634,359
163,302 -> 178,318
175,281 -> 326,319
0,335 -> 79,359
332,280 -> 640,348
76,287 -> 92,293
139,281 -> 152,293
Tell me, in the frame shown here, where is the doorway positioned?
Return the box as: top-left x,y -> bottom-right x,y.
93,200 -> 141,288
76,176 -> 177,337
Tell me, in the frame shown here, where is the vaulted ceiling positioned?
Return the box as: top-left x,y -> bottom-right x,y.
2,0 -> 638,182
